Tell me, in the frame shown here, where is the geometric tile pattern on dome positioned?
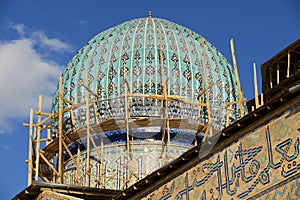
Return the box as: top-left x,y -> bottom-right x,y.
52,16 -> 247,131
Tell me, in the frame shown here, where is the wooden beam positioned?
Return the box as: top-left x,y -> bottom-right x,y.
46,128 -> 51,145
39,151 -> 59,176
34,95 -> 42,181
23,123 -> 30,127
85,72 -> 91,187
269,68 -> 273,89
33,138 -> 51,143
56,92 -> 73,105
39,175 -> 50,183
35,113 -> 56,127
158,31 -> 171,160
76,145 -> 81,185
287,50 -> 290,78
196,83 -> 214,100
225,98 -> 246,106
196,89 -> 203,144
253,63 -> 259,109
33,127 -> 37,143
34,111 -> 51,116
166,94 -> 171,158
230,39 -> 245,117
124,80 -> 131,161
225,104 -> 231,127
277,63 -> 280,85
68,108 -> 81,184
261,93 -> 264,106
201,38 -> 211,123
88,127 -> 102,163
27,108 -> 33,186
131,93 -> 184,101
79,81 -> 98,98
62,138 -> 77,167
92,103 -> 104,187
58,76 -> 64,184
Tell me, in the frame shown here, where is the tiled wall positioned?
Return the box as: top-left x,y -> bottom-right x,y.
141,103 -> 300,199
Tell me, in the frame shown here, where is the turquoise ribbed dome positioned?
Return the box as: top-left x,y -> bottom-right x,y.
51,15 -> 248,189
52,16 -> 246,129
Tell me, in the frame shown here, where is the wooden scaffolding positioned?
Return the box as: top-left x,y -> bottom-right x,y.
23,39 -> 247,189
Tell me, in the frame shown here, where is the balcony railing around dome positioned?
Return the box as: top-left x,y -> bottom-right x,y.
68,95 -> 209,131
60,93 -> 210,161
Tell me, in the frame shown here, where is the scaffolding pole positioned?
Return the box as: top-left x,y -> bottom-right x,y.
85,74 -> 91,187
58,76 -> 64,184
253,63 -> 259,109
230,39 -> 245,117
287,50 -> 290,78
34,95 -> 42,181
27,108 -> 34,186
201,38 -> 211,123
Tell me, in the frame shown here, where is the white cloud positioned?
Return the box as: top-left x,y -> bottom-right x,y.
32,31 -> 71,52
7,23 -> 72,53
0,24 -> 71,133
8,23 -> 25,36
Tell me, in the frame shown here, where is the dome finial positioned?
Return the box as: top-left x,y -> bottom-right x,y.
148,11 -> 152,18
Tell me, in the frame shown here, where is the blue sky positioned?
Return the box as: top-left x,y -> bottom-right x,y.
0,0 -> 299,199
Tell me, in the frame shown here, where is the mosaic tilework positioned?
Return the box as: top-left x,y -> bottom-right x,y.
64,141 -> 188,189
54,16 -> 249,192
253,174 -> 300,199
51,16 -> 247,131
140,103 -> 300,199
